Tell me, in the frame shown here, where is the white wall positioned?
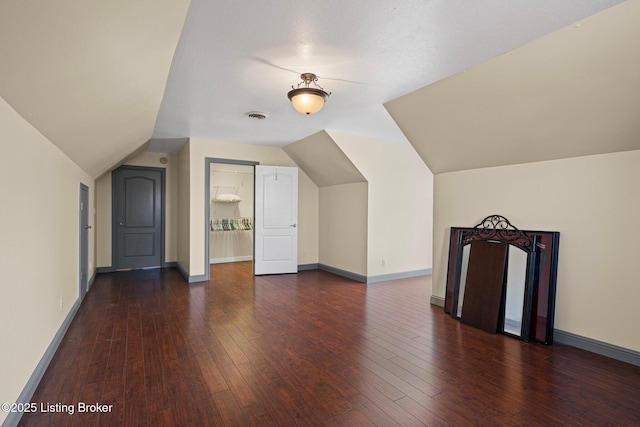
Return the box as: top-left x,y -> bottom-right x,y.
319,183 -> 368,275
0,96 -> 95,425
328,131 -> 433,277
182,138 -> 319,278
95,151 -> 178,268
433,150 -> 640,352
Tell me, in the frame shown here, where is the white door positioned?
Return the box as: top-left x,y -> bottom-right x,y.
254,165 -> 298,275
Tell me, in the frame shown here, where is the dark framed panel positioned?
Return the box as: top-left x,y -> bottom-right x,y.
444,215 -> 559,344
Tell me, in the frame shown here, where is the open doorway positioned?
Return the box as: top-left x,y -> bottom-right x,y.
206,159 -> 256,280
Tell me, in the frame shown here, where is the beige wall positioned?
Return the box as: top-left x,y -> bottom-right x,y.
319,183 -> 368,275
95,173 -> 112,267
328,131 -> 433,277
433,150 -> 640,352
182,138 -> 319,277
95,151 -> 178,268
177,142 -> 191,273
0,96 -> 95,424
298,170 -> 320,265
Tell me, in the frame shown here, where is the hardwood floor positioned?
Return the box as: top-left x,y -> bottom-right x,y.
20,262 -> 640,426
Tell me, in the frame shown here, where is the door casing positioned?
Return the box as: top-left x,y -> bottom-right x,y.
204,158 -> 258,282
79,183 -> 90,298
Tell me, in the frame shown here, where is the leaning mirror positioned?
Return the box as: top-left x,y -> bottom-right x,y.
444,215 -> 560,344
503,245 -> 527,337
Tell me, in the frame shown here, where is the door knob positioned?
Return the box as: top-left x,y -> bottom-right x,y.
84,225 -> 92,230
291,224 -> 297,228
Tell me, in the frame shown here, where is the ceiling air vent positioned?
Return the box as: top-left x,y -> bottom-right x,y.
245,111 -> 268,120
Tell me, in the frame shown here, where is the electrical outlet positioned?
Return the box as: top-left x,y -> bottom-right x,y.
381,259 -> 386,267
59,296 -> 64,310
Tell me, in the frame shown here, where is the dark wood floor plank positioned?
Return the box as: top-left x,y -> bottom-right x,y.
141,310 -> 172,427
196,326 -> 259,408
96,281 -> 128,426
356,384 -> 427,427
394,395 -> 452,427
234,361 -> 301,425
348,393 -> 402,427
336,361 -> 407,402
324,408 -> 377,427
122,290 -> 148,427
19,262 -> 640,426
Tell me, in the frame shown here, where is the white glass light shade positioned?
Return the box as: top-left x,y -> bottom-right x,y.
288,88 -> 329,115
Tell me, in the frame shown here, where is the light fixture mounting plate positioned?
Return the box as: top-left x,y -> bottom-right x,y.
300,73 -> 318,83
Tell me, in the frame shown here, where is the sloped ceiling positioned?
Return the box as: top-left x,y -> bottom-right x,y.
1,0 -> 632,178
282,131 -> 366,187
152,0 -> 623,151
385,1 -> 640,174
0,0 -> 191,178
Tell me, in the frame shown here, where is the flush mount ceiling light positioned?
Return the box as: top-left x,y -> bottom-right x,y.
287,73 -> 331,115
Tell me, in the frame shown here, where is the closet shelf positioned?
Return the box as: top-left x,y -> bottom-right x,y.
210,217 -> 253,232
212,193 -> 242,203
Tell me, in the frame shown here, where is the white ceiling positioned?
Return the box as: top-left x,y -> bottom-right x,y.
150,0 -> 623,151
0,0 -> 631,177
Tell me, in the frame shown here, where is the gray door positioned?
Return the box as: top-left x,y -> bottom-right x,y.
79,184 -> 90,298
113,166 -> 164,269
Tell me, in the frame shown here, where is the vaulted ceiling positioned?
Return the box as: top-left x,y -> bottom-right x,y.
1,0 -> 636,178
386,1 -> 640,173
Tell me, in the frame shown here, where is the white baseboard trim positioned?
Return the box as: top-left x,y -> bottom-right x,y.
210,256 -> 253,264
2,298 -> 81,427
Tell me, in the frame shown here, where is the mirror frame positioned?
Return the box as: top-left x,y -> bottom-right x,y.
444,215 -> 560,344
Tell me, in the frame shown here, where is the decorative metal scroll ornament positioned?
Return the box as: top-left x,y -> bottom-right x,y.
462,215 -> 532,251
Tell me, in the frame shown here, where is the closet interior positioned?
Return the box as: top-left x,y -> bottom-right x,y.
209,163 -> 254,264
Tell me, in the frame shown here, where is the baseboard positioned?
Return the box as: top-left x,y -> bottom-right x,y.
97,262 -> 177,275
316,264 -> 433,285
210,256 -> 252,264
188,274 -> 208,283
367,268 -> 432,284
554,329 -> 640,367
1,298 -> 81,427
87,271 -> 97,292
176,263 -> 189,281
318,264 -> 367,283
430,295 -> 445,307
175,263 -> 208,284
298,263 -> 319,271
